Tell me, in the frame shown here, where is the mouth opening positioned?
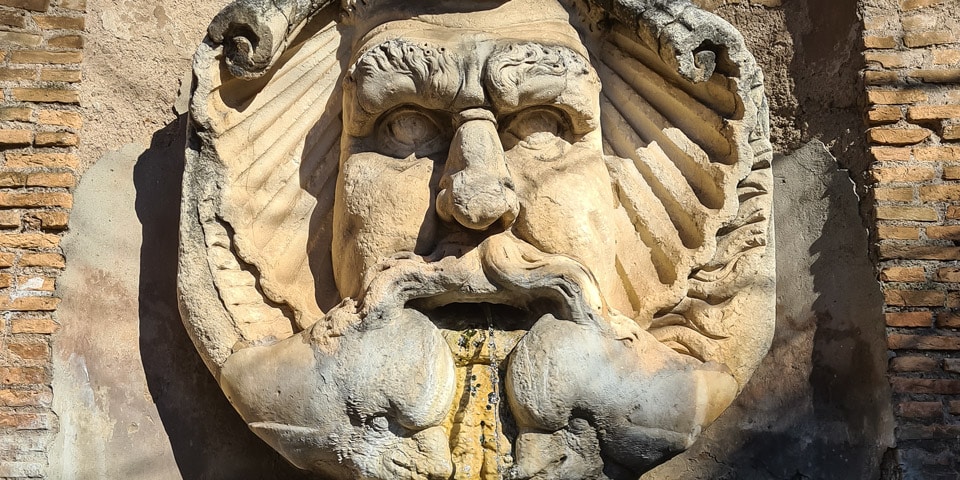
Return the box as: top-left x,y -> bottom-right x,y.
411,300 -> 538,331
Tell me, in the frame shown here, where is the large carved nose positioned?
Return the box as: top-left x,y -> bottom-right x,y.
437,109 -> 519,230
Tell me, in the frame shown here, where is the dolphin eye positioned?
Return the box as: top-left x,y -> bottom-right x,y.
377,107 -> 449,158
499,107 -> 571,152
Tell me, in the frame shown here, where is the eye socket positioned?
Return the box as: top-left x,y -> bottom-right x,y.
377,107 -> 449,158
499,107 -> 571,152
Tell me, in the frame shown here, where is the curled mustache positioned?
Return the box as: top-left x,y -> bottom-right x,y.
356,232 -> 612,331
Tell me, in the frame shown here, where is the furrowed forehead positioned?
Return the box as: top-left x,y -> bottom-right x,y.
343,34 -> 600,136
345,0 -> 589,64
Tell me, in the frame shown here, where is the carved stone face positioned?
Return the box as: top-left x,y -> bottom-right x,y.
183,0 -> 775,478
323,9 -> 738,477
335,26 -> 626,309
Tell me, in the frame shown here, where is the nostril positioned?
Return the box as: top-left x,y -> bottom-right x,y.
436,174 -> 518,231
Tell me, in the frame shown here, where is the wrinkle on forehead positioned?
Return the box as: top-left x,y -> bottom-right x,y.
345,0 -> 586,57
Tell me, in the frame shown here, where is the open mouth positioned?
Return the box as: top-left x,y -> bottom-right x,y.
411,300 -> 539,366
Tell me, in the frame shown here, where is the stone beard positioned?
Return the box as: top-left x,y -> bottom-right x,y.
179,0 -> 775,479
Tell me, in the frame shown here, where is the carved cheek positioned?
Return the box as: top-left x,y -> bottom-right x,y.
511,148 -> 620,296
333,152 -> 438,299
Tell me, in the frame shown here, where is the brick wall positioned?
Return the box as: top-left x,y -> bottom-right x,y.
0,0 -> 81,476
862,0 -> 960,475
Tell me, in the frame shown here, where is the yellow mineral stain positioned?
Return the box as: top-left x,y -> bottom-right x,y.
440,328 -> 516,480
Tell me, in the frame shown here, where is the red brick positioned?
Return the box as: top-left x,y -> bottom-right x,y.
875,206 -> 938,221
0,367 -> 46,385
0,130 -> 32,146
11,87 -> 78,104
0,172 -> 30,189
16,275 -> 55,291
864,35 -> 897,49
864,70 -> 900,85
0,0 -> 49,12
0,107 -> 31,123
33,131 -> 77,147
0,31 -> 40,47
0,212 -> 19,229
868,127 -> 931,145
938,312 -> 960,327
0,388 -> 50,407
0,412 -> 50,430
874,187 -> 913,201
0,11 -> 26,29
0,68 -> 35,82
868,89 -> 928,105
39,68 -> 80,82
934,49 -> 960,66
944,125 -> 960,140
914,146 -> 960,161
884,289 -> 946,307
6,341 -> 48,361
949,400 -> 960,415
0,192 -> 71,208
891,377 -> 960,394
908,105 -> 960,121
889,334 -> 960,350
32,15 -> 84,30
25,172 -> 74,188
921,185 -> 960,201
909,69 -> 960,83
9,317 -> 58,333
877,225 -> 920,240
870,166 -> 936,183
944,358 -> 960,373
0,296 -> 59,311
37,110 -> 80,129
890,355 -> 938,372
46,34 -> 82,49
937,267 -> 960,282
904,31 -> 955,48
30,211 -> 68,229
867,106 -> 902,124
950,292 -> 960,308
879,242 -> 953,263
19,253 -> 63,268
864,52 -> 922,69
881,266 -> 926,282
871,146 -> 912,161
897,401 -> 942,419
9,50 -> 80,64
886,311 -> 933,327
0,234 -> 58,249
927,226 -> 960,240
5,153 -> 77,168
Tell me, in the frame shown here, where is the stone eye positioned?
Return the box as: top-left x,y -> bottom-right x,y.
499,107 -> 570,152
377,108 -> 448,158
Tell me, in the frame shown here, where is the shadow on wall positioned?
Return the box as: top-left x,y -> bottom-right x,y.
735,142 -> 893,478
134,116 -> 313,479
645,141 -> 894,480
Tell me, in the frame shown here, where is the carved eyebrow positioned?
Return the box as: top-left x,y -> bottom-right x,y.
346,39 -> 462,133
484,42 -> 598,134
